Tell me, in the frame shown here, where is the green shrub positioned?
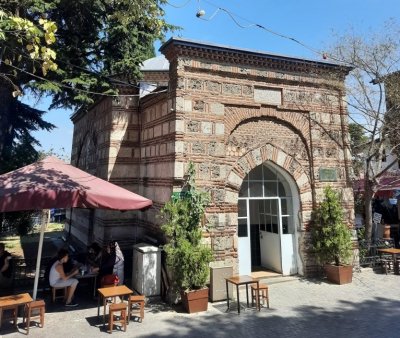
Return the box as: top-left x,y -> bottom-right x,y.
311,186 -> 353,266
161,163 -> 213,291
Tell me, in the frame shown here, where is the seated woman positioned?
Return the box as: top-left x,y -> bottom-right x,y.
49,249 -> 79,307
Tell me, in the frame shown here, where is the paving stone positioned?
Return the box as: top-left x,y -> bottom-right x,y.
5,268 -> 400,337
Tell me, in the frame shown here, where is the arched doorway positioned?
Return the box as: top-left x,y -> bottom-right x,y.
237,161 -> 300,275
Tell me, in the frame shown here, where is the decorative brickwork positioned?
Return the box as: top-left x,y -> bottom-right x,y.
70,38 -> 354,277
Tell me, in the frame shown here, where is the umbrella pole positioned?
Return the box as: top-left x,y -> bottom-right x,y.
33,211 -> 47,300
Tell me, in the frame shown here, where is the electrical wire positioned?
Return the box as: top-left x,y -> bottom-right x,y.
166,0 -> 192,9
4,62 -> 168,98
5,45 -> 149,91
168,0 -> 354,66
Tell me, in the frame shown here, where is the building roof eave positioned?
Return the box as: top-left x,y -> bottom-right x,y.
160,37 -> 353,74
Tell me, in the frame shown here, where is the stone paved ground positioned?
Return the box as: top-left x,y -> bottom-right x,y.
2,268 -> 400,338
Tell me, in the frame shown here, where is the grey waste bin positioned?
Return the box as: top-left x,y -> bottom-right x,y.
210,266 -> 233,302
132,243 -> 161,296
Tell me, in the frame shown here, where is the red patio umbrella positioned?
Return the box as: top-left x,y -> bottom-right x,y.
0,156 -> 152,212
0,156 -> 153,298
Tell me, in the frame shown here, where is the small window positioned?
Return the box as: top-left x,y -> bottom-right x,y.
249,181 -> 263,197
239,181 -> 249,197
238,218 -> 248,237
264,182 -> 277,197
263,166 -> 276,180
249,165 -> 263,180
238,200 -> 247,217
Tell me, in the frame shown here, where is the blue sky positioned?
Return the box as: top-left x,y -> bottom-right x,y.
31,0 -> 399,156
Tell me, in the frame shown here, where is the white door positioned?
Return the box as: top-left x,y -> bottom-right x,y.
237,199 -> 251,275
238,162 -> 298,276
259,198 -> 282,272
279,198 -> 297,275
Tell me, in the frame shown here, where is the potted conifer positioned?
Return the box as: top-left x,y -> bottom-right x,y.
160,163 -> 213,313
311,186 -> 354,284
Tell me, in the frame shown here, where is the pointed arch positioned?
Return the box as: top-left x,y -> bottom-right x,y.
226,143 -> 314,228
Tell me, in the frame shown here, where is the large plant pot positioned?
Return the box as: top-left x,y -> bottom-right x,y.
324,264 -> 353,285
181,288 -> 209,313
383,225 -> 391,239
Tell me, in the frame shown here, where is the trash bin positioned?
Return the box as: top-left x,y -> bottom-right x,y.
132,243 -> 161,296
209,266 -> 233,302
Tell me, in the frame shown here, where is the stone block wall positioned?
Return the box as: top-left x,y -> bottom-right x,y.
70,39 -> 354,276
70,88 -> 153,248
138,93 -> 176,239
159,39 -> 354,276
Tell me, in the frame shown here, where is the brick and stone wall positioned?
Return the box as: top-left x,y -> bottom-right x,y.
70,38 -> 354,276
159,39 -> 354,276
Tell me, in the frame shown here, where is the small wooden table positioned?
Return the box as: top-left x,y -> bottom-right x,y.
225,275 -> 260,314
76,272 -> 98,298
0,293 -> 33,329
377,248 -> 400,274
97,285 -> 133,327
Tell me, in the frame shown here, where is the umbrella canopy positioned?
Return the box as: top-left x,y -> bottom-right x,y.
0,156 -> 152,212
0,156 -> 152,299
354,175 -> 400,193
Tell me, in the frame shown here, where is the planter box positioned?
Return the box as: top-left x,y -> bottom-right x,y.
324,264 -> 353,285
181,288 -> 209,313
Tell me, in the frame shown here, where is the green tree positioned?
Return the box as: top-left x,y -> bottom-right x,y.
0,0 -> 174,170
0,101 -> 54,174
328,19 -> 400,242
348,123 -> 369,178
0,2 -> 58,172
311,187 -> 353,266
161,163 -> 213,292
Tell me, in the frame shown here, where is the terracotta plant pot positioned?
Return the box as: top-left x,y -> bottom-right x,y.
181,288 -> 209,313
383,225 -> 391,239
324,264 -> 353,285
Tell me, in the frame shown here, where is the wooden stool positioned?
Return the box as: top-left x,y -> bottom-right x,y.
51,286 -> 67,303
129,295 -> 145,322
0,305 -> 18,328
251,283 -> 269,309
108,303 -> 127,333
24,300 -> 45,334
380,258 -> 393,275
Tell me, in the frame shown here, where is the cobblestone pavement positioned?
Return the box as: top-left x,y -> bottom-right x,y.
2,268 -> 400,338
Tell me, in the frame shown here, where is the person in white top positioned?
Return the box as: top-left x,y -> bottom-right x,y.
49,249 -> 79,307
111,241 -> 124,285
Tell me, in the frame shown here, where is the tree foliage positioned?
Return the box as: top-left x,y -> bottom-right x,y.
1,0 -> 173,105
0,4 -> 57,94
329,20 -> 400,242
160,163 -> 213,292
383,71 -> 400,157
311,187 -> 353,266
348,123 -> 369,177
0,0 -> 174,171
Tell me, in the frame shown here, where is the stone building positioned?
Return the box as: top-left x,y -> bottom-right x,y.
70,38 -> 354,277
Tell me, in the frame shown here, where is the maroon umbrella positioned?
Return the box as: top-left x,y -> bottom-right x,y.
0,156 -> 152,299
0,156 -> 152,212
353,175 -> 400,193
